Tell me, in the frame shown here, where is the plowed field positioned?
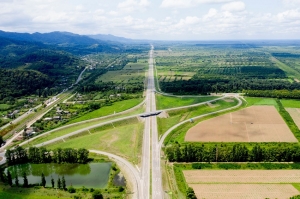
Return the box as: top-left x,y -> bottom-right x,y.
185,106 -> 297,142
286,108 -> 300,129
184,170 -> 300,199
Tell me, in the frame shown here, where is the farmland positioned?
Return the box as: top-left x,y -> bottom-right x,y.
184,170 -> 300,199
185,105 -> 297,142
154,44 -> 300,95
286,108 -> 300,129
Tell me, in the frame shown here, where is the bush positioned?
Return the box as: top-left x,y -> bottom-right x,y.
118,187 -> 125,192
68,186 -> 76,193
92,190 -> 103,199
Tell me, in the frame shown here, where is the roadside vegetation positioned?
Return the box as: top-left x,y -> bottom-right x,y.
156,94 -> 218,110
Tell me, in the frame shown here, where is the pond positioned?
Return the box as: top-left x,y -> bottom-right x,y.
5,162 -> 111,188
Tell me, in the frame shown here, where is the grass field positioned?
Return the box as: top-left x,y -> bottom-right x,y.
244,97 -> 278,108
281,99 -> 300,108
22,106 -> 144,148
158,98 -> 238,137
156,94 -> 218,110
47,118 -> 143,164
69,98 -> 143,123
0,103 -> 11,110
123,62 -> 148,70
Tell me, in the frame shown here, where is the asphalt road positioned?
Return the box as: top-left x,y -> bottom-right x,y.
148,46 -> 163,199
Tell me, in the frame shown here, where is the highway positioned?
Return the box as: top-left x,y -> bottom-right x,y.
148,46 -> 163,199
0,46 -> 245,198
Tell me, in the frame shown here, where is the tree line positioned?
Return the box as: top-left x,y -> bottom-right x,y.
244,89 -> 300,99
160,78 -> 300,95
5,146 -> 89,165
165,143 -> 300,163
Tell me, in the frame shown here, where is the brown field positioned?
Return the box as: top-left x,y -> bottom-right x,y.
185,106 -> 298,142
286,108 -> 300,129
189,184 -> 299,199
183,170 -> 300,183
184,170 -> 300,199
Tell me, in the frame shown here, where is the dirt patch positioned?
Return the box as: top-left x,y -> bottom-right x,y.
223,98 -> 234,102
207,102 -> 219,108
286,108 -> 300,129
190,184 -> 299,199
295,78 -> 300,82
0,157 -> 2,161
158,111 -> 169,118
185,105 -> 298,142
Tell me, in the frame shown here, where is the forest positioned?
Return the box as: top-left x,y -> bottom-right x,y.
0,69 -> 53,100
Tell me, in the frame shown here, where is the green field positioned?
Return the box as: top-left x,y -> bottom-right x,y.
0,103 -> 11,110
69,98 -> 143,123
123,62 -> 148,70
22,105 -> 144,148
47,118 -> 143,164
158,98 -> 239,137
281,99 -> 300,108
244,97 -> 278,108
156,94 -> 219,110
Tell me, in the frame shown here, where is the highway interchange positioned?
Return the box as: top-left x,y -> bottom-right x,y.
0,46 -> 243,198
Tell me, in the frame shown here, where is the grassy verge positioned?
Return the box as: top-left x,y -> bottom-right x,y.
276,99 -> 300,140
68,98 -> 143,123
46,118 -> 143,164
156,94 -> 218,110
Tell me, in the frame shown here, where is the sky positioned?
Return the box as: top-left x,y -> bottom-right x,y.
0,0 -> 300,40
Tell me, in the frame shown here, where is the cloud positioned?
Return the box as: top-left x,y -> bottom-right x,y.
221,1 -> 245,12
160,0 -> 192,8
282,0 -> 300,7
118,0 -> 150,12
203,8 -> 218,21
277,9 -> 300,22
160,0 -> 234,8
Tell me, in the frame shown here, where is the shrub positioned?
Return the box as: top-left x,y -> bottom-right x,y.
68,186 -> 76,193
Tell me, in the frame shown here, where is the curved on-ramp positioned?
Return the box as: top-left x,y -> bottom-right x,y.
89,150 -> 141,199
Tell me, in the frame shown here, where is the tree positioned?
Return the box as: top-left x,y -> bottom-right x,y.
78,148 -> 89,163
0,135 -> 4,146
7,170 -> 12,186
15,173 -> 19,187
186,187 -> 197,199
0,168 -> 6,183
41,173 -> 46,187
62,176 -> 66,190
57,177 -> 61,189
23,172 -> 28,187
51,176 -> 55,188
92,190 -> 103,199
